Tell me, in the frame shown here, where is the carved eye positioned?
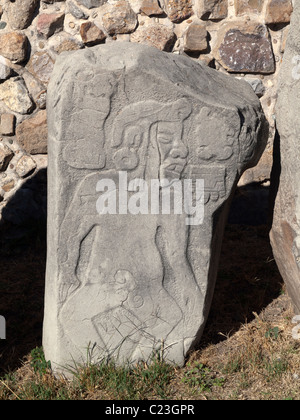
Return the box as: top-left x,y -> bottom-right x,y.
157,122 -> 176,145
158,135 -> 173,145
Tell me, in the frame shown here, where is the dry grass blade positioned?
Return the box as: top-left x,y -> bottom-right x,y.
0,379 -> 21,400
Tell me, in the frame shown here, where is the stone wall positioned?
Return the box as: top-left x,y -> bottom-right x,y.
0,0 -> 294,225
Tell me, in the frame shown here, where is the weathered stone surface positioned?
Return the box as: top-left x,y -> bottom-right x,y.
15,155 -> 37,177
37,13 -> 65,39
215,23 -> 275,74
0,114 -> 16,136
183,23 -> 208,52
0,56 -> 12,81
102,1 -> 138,35
270,1 -> 300,312
0,32 -> 29,64
54,38 -> 83,54
0,143 -> 14,171
2,178 -> 15,193
234,0 -> 264,15
131,23 -> 176,51
27,52 -> 55,85
7,0 -> 39,30
243,77 -> 266,98
68,1 -> 89,19
16,110 -> 48,154
162,0 -> 193,22
35,90 -> 47,109
80,22 -> 106,46
140,0 -> 164,15
265,0 -> 293,24
44,42 -> 267,374
0,77 -> 34,114
196,0 -> 228,20
77,0 -> 107,8
22,70 -> 47,109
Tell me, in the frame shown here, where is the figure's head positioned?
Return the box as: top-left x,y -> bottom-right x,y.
156,99 -> 191,181
156,120 -> 188,181
112,98 -> 191,179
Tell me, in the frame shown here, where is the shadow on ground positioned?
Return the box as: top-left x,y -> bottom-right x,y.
0,175 -> 283,375
199,182 -> 283,348
0,169 -> 47,375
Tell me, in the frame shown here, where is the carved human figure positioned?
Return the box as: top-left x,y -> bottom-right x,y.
58,98 -> 204,363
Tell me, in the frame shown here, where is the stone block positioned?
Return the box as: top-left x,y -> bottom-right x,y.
196,0 -> 228,20
80,22 -> 106,46
270,1 -> 300,312
0,56 -> 12,81
7,0 -> 39,30
0,77 -> 34,115
131,23 -> 176,51
102,1 -> 137,35
215,22 -> 275,74
265,0 -> 293,24
161,0 -> 193,22
27,52 -> 55,85
43,43 -> 268,374
183,23 -> 208,53
140,0 -> 164,15
1,114 -> 16,136
16,110 -> 48,154
0,143 -> 14,172
234,0 -> 264,16
0,32 -> 29,64
37,13 -> 65,39
77,0 -> 107,8
15,155 -> 37,178
68,1 -> 89,19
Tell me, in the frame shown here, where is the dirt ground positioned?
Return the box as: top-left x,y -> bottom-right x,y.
1,184 -> 298,400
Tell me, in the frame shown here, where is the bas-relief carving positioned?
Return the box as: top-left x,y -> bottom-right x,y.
43,44 -> 268,373
56,85 -> 240,363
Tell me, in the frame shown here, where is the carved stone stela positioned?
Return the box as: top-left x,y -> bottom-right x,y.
43,43 -> 267,374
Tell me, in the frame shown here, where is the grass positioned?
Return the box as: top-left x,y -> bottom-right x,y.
1,191 -> 300,399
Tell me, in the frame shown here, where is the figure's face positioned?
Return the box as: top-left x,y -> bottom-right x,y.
157,121 -> 188,180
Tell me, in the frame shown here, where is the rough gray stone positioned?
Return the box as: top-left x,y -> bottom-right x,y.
0,56 -> 12,81
241,77 -> 266,98
7,0 -> 39,30
140,0 -> 164,16
76,0 -> 107,8
68,1 -> 89,19
270,1 -> 300,312
130,23 -> 176,51
196,0 -> 228,20
0,143 -> 14,171
44,43 -> 268,374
